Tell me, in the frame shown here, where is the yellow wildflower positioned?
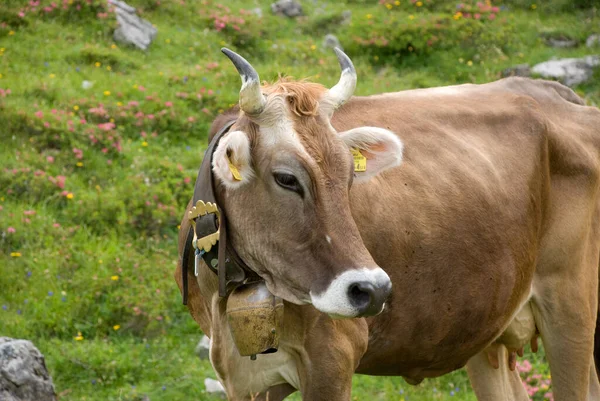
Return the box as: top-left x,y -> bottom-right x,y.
310,44 -> 316,50
106,66 -> 112,71
394,0 -> 400,4
95,62 -> 101,67
416,1 -> 423,6
111,44 -> 117,49
142,141 -> 148,147
10,252 -> 21,258
386,4 -> 392,9
467,60 -> 473,66
111,275 -> 119,281
113,325 -> 120,331
74,332 -> 84,341
366,14 -> 373,19
8,31 -> 15,36
117,102 -> 123,107
49,73 -> 56,78
76,162 -> 83,167
104,91 -> 111,96
66,193 -> 74,199
73,105 -> 79,111
453,11 -> 463,20
408,14 -> 415,20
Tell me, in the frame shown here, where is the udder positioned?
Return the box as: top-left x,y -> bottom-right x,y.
486,301 -> 537,369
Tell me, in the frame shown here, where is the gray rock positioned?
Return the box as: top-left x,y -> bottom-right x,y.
587,34 -> 600,48
271,0 -> 303,18
195,335 -> 211,360
545,38 -> 578,48
532,55 -> 600,87
109,0 -> 157,51
250,7 -> 263,18
0,337 -> 56,401
204,378 -> 226,399
501,64 -> 531,78
341,10 -> 352,25
323,34 -> 342,51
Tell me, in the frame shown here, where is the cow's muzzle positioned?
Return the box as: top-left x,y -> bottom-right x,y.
309,267 -> 392,318
348,279 -> 392,317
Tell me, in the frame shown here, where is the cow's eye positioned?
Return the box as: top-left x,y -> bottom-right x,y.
273,172 -> 303,196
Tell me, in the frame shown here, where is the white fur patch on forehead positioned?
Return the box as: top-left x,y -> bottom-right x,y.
253,96 -> 313,160
212,130 -> 254,189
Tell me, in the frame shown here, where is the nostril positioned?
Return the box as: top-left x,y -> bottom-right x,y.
348,282 -> 373,309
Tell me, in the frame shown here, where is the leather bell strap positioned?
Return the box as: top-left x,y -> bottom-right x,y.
181,120 -> 257,304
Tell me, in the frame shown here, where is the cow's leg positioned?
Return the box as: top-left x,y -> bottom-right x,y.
466,345 -> 528,401
296,315 -> 369,401
530,177 -> 600,401
532,241 -> 600,399
589,362 -> 600,400
531,287 -> 598,401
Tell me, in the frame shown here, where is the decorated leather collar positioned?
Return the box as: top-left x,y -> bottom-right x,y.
181,120 -> 260,304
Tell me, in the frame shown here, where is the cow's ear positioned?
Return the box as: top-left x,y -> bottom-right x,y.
339,127 -> 404,183
212,130 -> 254,188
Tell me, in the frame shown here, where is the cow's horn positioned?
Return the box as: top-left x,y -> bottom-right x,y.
221,48 -> 266,116
326,48 -> 357,108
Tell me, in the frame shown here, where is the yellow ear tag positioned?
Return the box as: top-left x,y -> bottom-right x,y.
227,155 -> 243,181
351,148 -> 367,172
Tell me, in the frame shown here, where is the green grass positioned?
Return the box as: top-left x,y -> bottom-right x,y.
0,0 -> 596,400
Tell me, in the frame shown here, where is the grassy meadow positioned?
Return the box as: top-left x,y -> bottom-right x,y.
0,0 -> 598,400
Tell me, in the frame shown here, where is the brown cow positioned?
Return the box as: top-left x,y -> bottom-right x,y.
175,48 -> 600,400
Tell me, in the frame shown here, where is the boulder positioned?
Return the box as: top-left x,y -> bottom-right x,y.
0,337 -> 56,401
195,335 -> 211,360
531,55 -> 600,87
204,378 -> 226,399
109,0 -> 157,51
250,7 -> 263,18
587,34 -> 600,48
341,10 -> 352,25
271,0 -> 303,18
545,38 -> 578,48
323,34 -> 342,51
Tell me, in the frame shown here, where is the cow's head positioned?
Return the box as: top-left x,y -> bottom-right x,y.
212,48 -> 403,318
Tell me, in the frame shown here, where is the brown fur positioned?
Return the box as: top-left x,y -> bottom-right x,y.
176,77 -> 600,400
263,77 -> 326,117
